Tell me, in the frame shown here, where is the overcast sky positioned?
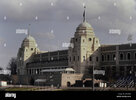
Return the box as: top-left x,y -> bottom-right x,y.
0,0 -> 136,69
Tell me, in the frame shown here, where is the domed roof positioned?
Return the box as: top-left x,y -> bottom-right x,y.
78,21 -> 92,28
23,35 -> 36,42
22,35 -> 36,47
76,21 -> 94,34
76,6 -> 93,32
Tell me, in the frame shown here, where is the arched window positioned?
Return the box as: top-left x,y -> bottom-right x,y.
107,55 -> 110,61
120,53 -> 124,60
67,82 -> 71,87
113,54 -> 116,61
127,53 -> 131,60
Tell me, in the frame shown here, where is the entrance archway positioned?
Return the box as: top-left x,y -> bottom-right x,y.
67,82 -> 71,87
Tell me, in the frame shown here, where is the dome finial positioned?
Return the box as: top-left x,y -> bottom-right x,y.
83,5 -> 86,22
27,24 -> 31,37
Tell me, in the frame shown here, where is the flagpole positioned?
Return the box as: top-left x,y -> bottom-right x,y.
28,24 -> 31,36
83,6 -> 86,22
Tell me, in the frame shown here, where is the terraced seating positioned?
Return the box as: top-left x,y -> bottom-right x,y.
110,76 -> 135,88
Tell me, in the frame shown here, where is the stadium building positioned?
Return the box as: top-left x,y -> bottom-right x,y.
15,7 -> 136,87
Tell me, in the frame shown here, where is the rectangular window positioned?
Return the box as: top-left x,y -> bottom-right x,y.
75,38 -> 77,42
102,55 -> 104,61
83,39 -> 85,43
73,56 -> 75,61
107,55 -> 110,61
78,56 -> 79,61
83,56 -> 85,61
89,56 -> 92,61
96,57 -> 98,62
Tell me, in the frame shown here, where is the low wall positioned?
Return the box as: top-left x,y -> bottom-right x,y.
61,73 -> 83,87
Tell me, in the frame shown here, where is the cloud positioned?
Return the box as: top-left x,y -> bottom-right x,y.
0,0 -> 57,22
39,43 -> 59,51
0,0 -> 136,68
0,0 -> 135,21
0,0 -> 135,35
0,37 -> 3,42
0,36 -> 5,46
86,0 -> 136,36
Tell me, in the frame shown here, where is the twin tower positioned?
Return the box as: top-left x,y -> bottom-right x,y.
17,7 -> 100,75
68,7 -> 100,74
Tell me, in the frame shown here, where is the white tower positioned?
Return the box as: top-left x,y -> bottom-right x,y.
68,6 -> 100,74
17,27 -> 40,75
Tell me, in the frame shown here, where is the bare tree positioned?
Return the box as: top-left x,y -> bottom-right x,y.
0,67 -> 3,70
7,57 -> 17,75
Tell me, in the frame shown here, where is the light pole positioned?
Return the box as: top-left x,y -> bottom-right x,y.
92,62 -> 94,91
134,72 -> 136,90
92,56 -> 95,91
132,70 -> 136,90
127,70 -> 132,90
